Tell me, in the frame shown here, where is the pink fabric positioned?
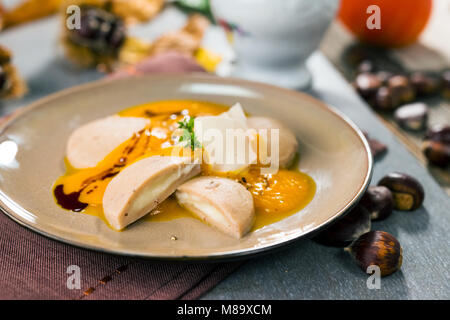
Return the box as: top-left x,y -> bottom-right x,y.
0,212 -> 241,299
0,52 -> 241,300
109,52 -> 206,79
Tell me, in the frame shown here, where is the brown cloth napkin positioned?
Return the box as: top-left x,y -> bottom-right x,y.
0,52 -> 242,300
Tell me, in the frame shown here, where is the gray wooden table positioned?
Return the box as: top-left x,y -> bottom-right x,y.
1,7 -> 449,300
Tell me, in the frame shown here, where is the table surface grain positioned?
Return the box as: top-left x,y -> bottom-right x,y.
0,7 -> 449,300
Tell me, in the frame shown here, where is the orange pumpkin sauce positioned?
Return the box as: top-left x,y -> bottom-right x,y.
53,100 -> 316,231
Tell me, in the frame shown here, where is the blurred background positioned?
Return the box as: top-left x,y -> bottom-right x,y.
0,0 -> 449,190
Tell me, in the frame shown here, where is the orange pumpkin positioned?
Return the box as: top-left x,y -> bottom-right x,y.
338,0 -> 433,47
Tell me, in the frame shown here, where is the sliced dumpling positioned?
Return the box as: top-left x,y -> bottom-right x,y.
67,115 -> 150,169
194,103 -> 257,174
176,176 -> 255,238
103,156 -> 200,230
247,116 -> 298,168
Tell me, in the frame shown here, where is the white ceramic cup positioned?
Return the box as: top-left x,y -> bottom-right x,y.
210,0 -> 339,89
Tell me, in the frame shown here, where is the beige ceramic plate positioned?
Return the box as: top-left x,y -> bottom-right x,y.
0,74 -> 372,260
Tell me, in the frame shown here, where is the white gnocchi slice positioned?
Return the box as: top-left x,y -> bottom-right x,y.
194,103 -> 257,173
103,156 -> 200,230
247,116 -> 298,168
67,115 -> 150,169
176,176 -> 255,238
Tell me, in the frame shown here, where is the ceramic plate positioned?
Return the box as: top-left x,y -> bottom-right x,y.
0,74 -> 372,260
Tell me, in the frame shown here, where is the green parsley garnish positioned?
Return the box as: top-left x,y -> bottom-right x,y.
178,117 -> 202,150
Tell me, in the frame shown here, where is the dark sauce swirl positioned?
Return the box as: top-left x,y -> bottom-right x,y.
54,128 -> 151,212
54,185 -> 88,212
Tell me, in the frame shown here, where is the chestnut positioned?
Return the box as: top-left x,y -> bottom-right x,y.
313,205 -> 371,247
422,140 -> 450,168
410,72 -> 441,96
375,86 -> 401,111
345,231 -> 403,277
388,75 -> 416,104
355,72 -> 382,100
378,173 -> 425,211
393,103 -> 428,131
68,6 -> 126,54
423,125 -> 450,168
359,186 -> 394,221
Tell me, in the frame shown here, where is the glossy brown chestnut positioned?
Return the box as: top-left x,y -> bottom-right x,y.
355,73 -> 382,100
68,6 -> 126,54
375,86 -> 401,111
393,103 -> 428,131
388,75 -> 416,104
345,231 -> 403,277
423,125 -> 450,168
378,173 -> 425,211
313,205 -> 371,247
409,72 -> 441,96
422,140 -> 450,168
360,186 -> 394,221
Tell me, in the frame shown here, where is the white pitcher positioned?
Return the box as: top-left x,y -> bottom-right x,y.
210,0 -> 339,88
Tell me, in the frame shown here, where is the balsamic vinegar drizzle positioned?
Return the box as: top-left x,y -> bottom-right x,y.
53,185 -> 87,212
53,128 -> 151,213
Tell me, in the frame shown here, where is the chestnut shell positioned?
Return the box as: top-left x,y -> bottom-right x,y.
378,172 -> 425,211
345,231 -> 403,277
359,186 -> 394,221
393,103 -> 428,131
355,73 -> 382,100
375,86 -> 400,111
388,75 -> 416,104
422,140 -> 450,168
68,5 -> 126,54
409,72 -> 441,96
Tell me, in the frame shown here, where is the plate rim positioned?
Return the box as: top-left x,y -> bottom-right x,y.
0,73 -> 373,261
